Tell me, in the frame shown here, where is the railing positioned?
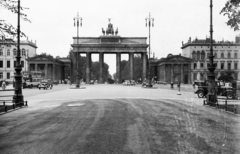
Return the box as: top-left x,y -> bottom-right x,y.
203,97 -> 238,114
0,89 -> 28,113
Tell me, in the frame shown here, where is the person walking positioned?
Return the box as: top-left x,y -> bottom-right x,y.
2,80 -> 6,90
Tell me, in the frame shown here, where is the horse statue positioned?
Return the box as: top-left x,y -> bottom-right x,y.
106,22 -> 114,35
115,28 -> 118,35
102,28 -> 105,35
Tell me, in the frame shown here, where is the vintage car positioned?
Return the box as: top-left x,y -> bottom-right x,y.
194,80 -> 234,99
39,79 -> 52,90
123,80 -> 131,86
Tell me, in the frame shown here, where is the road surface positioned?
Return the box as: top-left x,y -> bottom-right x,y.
0,84 -> 239,153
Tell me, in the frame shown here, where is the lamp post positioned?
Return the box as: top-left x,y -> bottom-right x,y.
73,12 -> 82,88
13,0 -> 24,106
145,12 -> 154,87
207,0 -> 217,104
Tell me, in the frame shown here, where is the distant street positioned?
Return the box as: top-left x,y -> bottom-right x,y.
0,84 -> 239,154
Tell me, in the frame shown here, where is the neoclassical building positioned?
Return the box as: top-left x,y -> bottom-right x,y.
150,54 -> 192,84
181,36 -> 240,81
0,38 -> 37,82
27,55 -> 72,81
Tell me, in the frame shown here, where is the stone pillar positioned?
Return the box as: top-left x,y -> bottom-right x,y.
86,52 -> 91,84
27,62 -> 30,72
163,65 -> 166,82
171,64 -> 174,83
99,52 -> 104,83
180,64 -> 183,83
69,64 -> 72,82
129,53 -> 134,80
45,64 -> 48,79
116,53 -> 121,83
188,64 -> 191,84
62,66 -> 65,81
53,63 -> 55,80
142,53 -> 147,81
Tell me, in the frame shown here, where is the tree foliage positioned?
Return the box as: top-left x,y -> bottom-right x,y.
0,0 -> 30,38
220,0 -> 240,31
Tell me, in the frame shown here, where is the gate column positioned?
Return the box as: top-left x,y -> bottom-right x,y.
99,52 -> 104,83
86,52 -> 91,84
129,53 -> 134,80
142,52 -> 147,81
116,53 -> 121,83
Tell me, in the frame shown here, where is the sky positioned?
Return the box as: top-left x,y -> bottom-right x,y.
1,0 -> 238,76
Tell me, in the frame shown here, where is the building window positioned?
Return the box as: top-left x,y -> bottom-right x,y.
234,53 -> 238,58
7,72 -> 10,79
14,61 -> 16,67
214,52 -> 217,58
197,51 -> 200,60
228,52 -> 231,58
193,73 -> 197,80
200,63 -> 204,68
221,63 -> 224,69
7,49 -> 10,56
13,49 -> 17,56
193,63 -> 197,69
221,52 -> 224,58
228,62 -> 231,70
192,51 -> 196,60
21,61 -> 24,67
235,63 -> 238,69
0,72 -> 3,79
7,61 -> 10,68
0,61 -> 3,68
22,48 -> 25,56
0,49 -> 3,56
201,51 -> 205,60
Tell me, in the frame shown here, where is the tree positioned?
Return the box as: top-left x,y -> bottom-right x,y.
220,0 -> 240,31
0,0 -> 30,38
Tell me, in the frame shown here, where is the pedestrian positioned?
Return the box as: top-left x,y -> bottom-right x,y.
2,80 -> 6,90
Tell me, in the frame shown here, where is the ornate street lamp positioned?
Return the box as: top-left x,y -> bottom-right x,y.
13,0 -> 24,106
145,12 -> 154,87
73,12 -> 82,88
207,0 -> 217,104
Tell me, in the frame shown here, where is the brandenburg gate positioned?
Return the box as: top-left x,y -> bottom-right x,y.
71,22 -> 149,84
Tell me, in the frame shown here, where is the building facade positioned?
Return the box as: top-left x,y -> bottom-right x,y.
27,55 -> 72,81
150,54 -> 192,84
181,36 -> 240,81
0,38 -> 37,82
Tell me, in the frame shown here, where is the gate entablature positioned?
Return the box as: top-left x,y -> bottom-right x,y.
71,37 -> 148,53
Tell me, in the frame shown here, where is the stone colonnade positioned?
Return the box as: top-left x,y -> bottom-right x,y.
159,63 -> 191,84
73,52 -> 148,84
28,62 -> 70,81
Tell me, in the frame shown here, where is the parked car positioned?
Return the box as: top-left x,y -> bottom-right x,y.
39,79 -> 52,90
130,80 -> 136,85
53,80 -> 59,85
142,80 -> 153,88
194,80 -> 234,99
123,80 -> 131,86
90,80 -> 94,84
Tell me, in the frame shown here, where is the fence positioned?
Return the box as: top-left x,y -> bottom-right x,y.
0,89 -> 27,113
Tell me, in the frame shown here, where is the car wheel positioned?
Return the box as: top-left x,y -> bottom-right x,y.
226,92 -> 233,99
39,88 -> 41,90
30,85 -> 33,89
197,91 -> 204,98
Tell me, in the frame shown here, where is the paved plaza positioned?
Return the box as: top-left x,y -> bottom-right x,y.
0,84 -> 240,153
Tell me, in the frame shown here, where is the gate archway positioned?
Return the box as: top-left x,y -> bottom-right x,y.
71,22 -> 149,84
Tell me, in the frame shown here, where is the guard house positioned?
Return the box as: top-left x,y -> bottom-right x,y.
27,55 -> 72,81
157,54 -> 192,84
71,21 -> 149,84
